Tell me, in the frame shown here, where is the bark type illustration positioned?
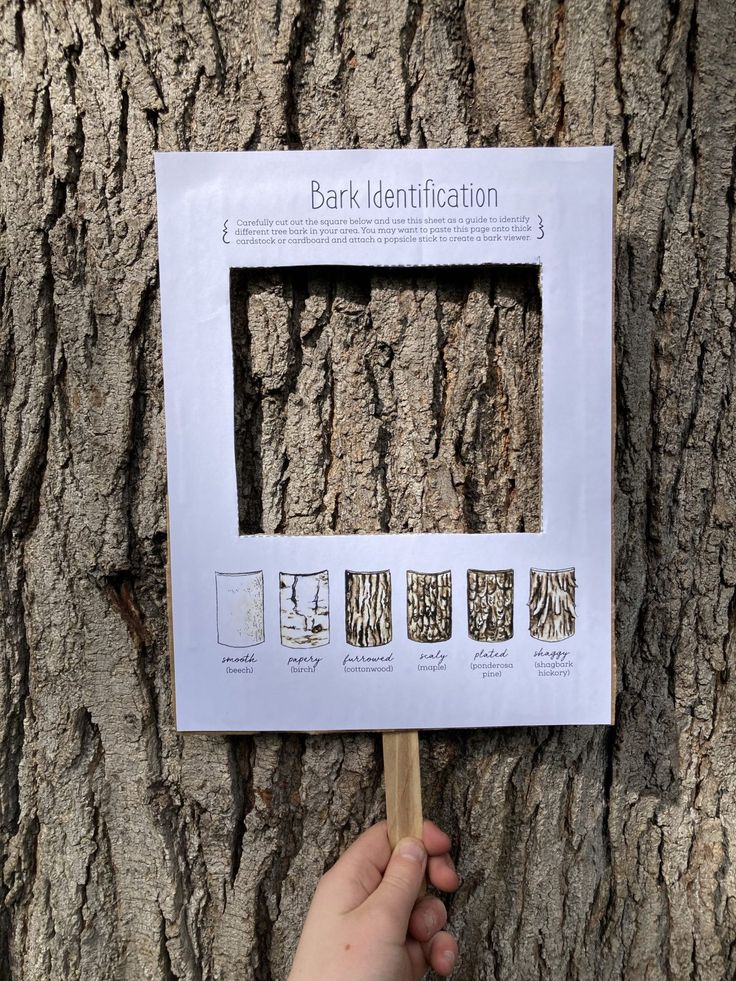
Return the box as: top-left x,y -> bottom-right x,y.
406,570 -> 452,643
467,569 -> 514,642
345,570 -> 392,647
280,571 -> 330,647
215,571 -> 265,647
528,568 -> 576,641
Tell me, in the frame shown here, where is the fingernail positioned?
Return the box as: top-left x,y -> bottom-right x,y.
444,853 -> 456,872
443,949 -> 457,972
397,837 -> 425,863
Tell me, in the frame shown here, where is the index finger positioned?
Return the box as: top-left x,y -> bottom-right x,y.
317,822 -> 393,912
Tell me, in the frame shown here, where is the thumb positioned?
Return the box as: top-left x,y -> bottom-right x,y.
366,838 -> 427,940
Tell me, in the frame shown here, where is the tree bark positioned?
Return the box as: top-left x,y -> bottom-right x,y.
1,2 -> 735,980
232,265 -> 542,536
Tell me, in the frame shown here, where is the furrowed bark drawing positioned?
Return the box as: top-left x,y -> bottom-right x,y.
529,568 -> 577,642
406,571 -> 453,644
1,2 -> 735,980
345,571 -> 392,647
467,569 -> 514,642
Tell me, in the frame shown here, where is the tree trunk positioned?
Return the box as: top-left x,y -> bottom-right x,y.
1,2 -> 735,980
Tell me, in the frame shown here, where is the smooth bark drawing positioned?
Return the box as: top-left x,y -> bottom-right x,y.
215,571 -> 265,647
406,571 -> 452,643
467,569 -> 514,642
528,568 -> 576,642
345,571 -> 392,647
279,571 -> 330,648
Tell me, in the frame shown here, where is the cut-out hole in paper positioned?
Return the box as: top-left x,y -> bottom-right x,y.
231,265 -> 542,537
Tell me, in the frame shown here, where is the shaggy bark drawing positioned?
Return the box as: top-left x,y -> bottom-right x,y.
279,571 -> 330,648
215,571 -> 265,648
467,569 -> 514,642
345,571 -> 392,647
2,2 -> 735,980
406,571 -> 453,643
528,568 -> 577,642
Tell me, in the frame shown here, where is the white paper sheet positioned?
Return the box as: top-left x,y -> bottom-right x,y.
154,147 -> 615,732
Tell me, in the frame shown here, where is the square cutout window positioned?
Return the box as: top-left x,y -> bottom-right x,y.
230,265 -> 541,536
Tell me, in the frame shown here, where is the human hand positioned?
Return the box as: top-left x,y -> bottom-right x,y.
288,820 -> 460,981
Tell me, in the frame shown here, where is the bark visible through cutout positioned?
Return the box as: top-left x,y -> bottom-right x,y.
345,570 -> 392,647
231,265 -> 541,536
528,568 -> 576,642
406,570 -> 452,643
279,571 -> 330,647
215,571 -> 265,647
467,569 -> 514,641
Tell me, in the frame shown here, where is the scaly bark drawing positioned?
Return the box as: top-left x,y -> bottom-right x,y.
279,571 -> 330,648
406,571 -> 452,643
215,571 -> 265,647
345,570 -> 392,647
528,568 -> 576,642
467,569 -> 514,642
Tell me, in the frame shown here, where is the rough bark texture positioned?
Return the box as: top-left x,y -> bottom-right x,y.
467,569 -> 514,643
232,265 -> 541,536
1,2 -> 735,980
345,570 -> 392,648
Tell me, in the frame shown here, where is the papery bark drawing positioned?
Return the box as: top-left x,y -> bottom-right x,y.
279,571 -> 330,648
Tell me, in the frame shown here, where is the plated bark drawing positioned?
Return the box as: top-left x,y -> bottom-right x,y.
215,571 -> 265,647
279,571 -> 330,647
467,569 -> 514,641
345,570 -> 392,647
528,568 -> 577,642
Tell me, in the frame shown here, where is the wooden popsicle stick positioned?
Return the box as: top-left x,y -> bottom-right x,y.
382,730 -> 423,847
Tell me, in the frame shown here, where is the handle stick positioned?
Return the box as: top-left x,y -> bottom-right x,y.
382,730 -> 423,847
